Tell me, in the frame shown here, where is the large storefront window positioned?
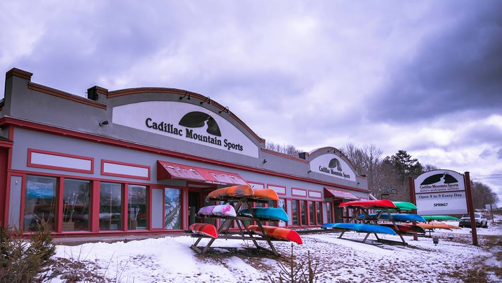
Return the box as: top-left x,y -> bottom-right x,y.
24,175 -> 57,231
164,188 -> 181,229
300,200 -> 307,226
63,179 -> 91,231
309,202 -> 315,225
291,200 -> 299,225
278,199 -> 286,227
316,202 -> 322,225
128,185 -> 147,230
100,182 -> 122,231
326,202 -> 333,223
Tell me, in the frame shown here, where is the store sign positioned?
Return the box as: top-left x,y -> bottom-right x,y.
414,169 -> 467,215
112,101 -> 259,158
309,154 -> 356,182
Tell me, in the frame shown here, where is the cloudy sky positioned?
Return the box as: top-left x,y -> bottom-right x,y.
1,1 -> 501,204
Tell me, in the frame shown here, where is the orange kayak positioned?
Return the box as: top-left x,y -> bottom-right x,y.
249,189 -> 279,201
206,185 -> 253,200
415,223 -> 460,230
247,225 -> 303,244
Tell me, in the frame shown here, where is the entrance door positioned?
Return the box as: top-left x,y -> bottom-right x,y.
188,191 -> 201,226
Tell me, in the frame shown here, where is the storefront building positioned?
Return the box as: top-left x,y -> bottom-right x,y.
0,68 -> 369,237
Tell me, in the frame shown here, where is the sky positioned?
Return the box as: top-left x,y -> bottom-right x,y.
1,1 -> 501,204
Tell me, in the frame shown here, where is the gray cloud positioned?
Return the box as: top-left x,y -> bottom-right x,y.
368,1 -> 502,124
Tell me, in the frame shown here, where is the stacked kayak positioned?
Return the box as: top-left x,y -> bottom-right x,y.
239,207 -> 289,222
323,223 -> 396,235
248,225 -> 303,244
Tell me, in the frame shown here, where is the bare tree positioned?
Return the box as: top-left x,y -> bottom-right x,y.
265,141 -> 302,158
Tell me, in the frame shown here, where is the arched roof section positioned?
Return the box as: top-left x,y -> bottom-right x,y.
306,146 -> 359,175
102,87 -> 265,144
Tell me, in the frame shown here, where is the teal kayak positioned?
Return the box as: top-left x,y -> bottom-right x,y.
239,207 -> 289,222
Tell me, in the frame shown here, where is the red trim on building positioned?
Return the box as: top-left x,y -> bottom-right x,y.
291,187 -> 308,197
27,148 -> 94,174
1,118 -> 369,194
101,159 -> 151,180
308,190 -> 322,199
28,83 -> 107,110
260,149 -> 309,164
246,181 -> 265,189
6,68 -> 33,81
267,184 -> 287,195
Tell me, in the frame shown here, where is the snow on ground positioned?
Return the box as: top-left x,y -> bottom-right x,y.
47,215 -> 502,283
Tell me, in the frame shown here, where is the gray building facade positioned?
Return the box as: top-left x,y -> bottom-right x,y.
0,68 -> 369,237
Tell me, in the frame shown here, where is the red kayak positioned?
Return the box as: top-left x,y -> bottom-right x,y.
247,225 -> 303,244
339,200 -> 396,209
380,223 -> 425,234
189,223 -> 218,238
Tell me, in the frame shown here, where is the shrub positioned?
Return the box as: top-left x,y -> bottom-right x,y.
0,220 -> 56,283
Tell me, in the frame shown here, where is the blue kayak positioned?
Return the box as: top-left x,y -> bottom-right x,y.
239,207 -> 289,222
323,223 -> 396,235
359,213 -> 426,223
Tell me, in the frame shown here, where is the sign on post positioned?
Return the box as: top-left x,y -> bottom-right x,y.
413,169 -> 467,215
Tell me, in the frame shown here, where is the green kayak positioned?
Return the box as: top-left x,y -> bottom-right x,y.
392,201 -> 418,211
422,215 -> 459,221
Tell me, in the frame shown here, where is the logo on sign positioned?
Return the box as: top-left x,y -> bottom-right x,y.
419,173 -> 460,192
319,157 -> 350,179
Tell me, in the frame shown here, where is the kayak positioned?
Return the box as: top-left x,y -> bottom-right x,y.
392,202 -> 417,211
323,223 -> 396,235
247,225 -> 303,244
249,189 -> 279,201
188,223 -> 218,238
206,185 -> 253,201
379,223 -> 426,234
415,222 -> 461,230
340,200 -> 396,209
197,204 -> 237,218
422,215 -> 460,221
239,207 -> 289,222
361,213 -> 427,223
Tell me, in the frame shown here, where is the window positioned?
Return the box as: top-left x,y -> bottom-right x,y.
300,200 -> 307,226
309,202 -> 315,225
63,179 -> 91,231
24,175 -> 58,231
100,182 -> 122,231
277,199 -> 287,227
291,200 -> 299,225
164,188 -> 181,229
326,202 -> 333,223
128,185 -> 147,230
316,202 -> 322,225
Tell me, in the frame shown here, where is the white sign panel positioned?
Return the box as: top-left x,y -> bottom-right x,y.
309,154 -> 356,182
112,101 -> 259,158
414,169 -> 467,215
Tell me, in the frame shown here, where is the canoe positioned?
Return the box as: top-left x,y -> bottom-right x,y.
247,225 -> 303,244
379,224 -> 426,234
197,204 -> 237,218
361,213 -> 426,223
188,223 -> 218,238
422,215 -> 460,221
392,202 -> 417,211
239,207 -> 289,222
323,223 -> 396,235
339,200 -> 396,209
206,185 -> 253,201
249,189 -> 279,201
415,223 -> 461,230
